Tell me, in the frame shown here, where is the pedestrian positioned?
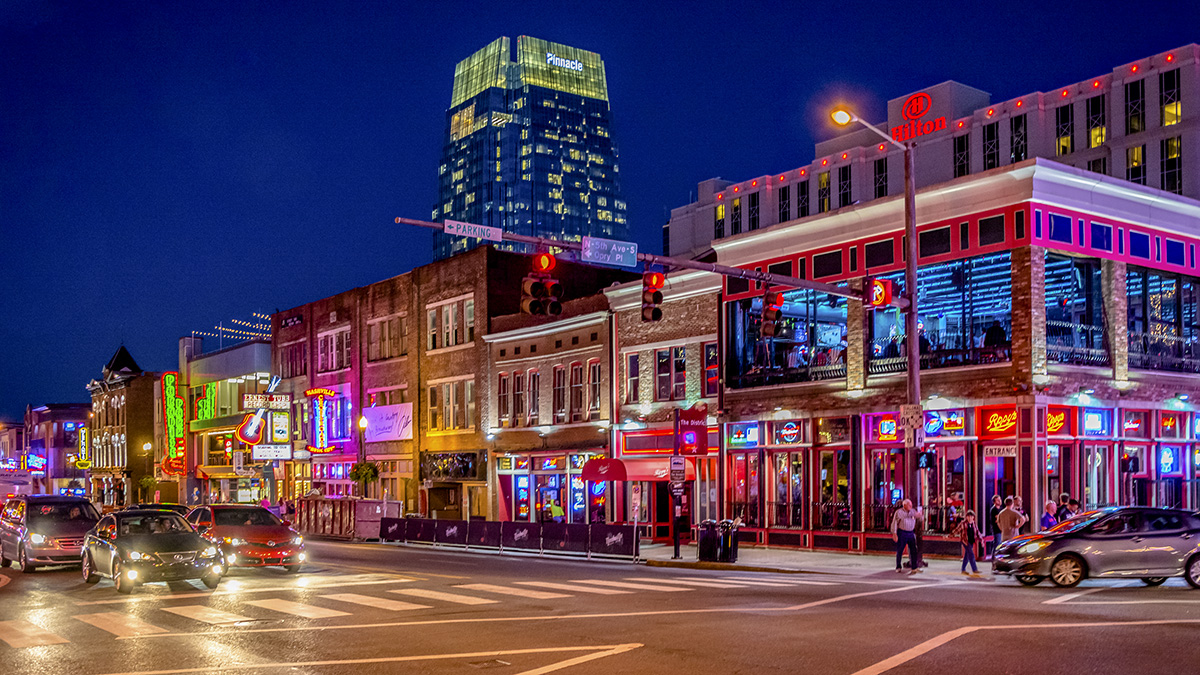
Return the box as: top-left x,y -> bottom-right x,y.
890,499 -> 922,573
550,500 -> 565,523
996,497 -> 1028,543
1065,499 -> 1082,519
954,510 -> 983,575
1040,500 -> 1058,531
986,495 -> 1004,561
912,505 -> 928,570
1013,495 -> 1025,517
1055,493 -> 1071,522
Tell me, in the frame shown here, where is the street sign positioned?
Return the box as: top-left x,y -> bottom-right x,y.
251,444 -> 292,461
670,482 -> 685,498
669,455 -> 686,483
677,403 -> 709,455
899,404 -> 924,430
631,484 -> 642,511
443,219 -> 502,242
581,236 -> 638,268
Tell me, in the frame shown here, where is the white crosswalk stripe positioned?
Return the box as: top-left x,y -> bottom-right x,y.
721,576 -> 839,586
569,579 -> 691,592
319,593 -> 432,611
454,583 -> 571,599
390,588 -> 498,605
671,576 -> 794,588
162,606 -> 253,625
624,577 -> 750,589
73,612 -> 167,637
0,620 -> 69,648
244,599 -> 349,619
515,581 -> 632,595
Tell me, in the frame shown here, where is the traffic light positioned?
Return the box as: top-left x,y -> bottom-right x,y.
532,252 -> 556,273
760,289 -> 784,338
641,271 -> 665,322
521,253 -> 562,316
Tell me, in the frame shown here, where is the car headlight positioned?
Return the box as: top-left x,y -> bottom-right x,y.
292,535 -> 304,546
127,550 -> 150,561
201,546 -> 218,558
1018,540 -> 1051,555
28,533 -> 48,545
223,537 -> 243,546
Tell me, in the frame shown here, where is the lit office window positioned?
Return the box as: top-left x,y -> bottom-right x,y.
1055,104 -> 1074,156
1086,94 -> 1107,148
714,203 -> 725,239
1126,145 -> 1146,185
1161,137 -> 1182,195
817,172 -> 830,214
731,198 -> 742,235
1160,68 -> 1181,126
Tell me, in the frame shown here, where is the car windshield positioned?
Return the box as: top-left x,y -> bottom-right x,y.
117,513 -> 191,536
213,508 -> 281,527
28,502 -> 100,526
1045,510 -> 1107,535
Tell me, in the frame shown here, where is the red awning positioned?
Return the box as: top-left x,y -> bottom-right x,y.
580,457 -> 695,482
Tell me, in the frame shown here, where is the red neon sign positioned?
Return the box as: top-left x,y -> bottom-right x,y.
891,92 -> 946,142
980,407 -> 1019,436
870,279 -> 893,307
1046,407 -> 1070,434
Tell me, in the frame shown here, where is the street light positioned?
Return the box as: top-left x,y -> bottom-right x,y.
357,415 -> 368,466
832,105 -> 923,503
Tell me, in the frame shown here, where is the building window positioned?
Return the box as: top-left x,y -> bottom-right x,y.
278,341 -> 307,378
1086,94 -> 1106,148
465,380 -> 475,429
1127,145 -> 1146,185
655,349 -> 671,400
1161,136 -> 1182,195
1127,265 -> 1200,373
953,134 -> 970,177
748,192 -> 760,231
428,386 -> 440,431
817,172 -> 830,214
497,374 -> 510,427
427,309 -> 438,350
703,342 -> 719,397
1160,68 -> 1181,127
569,362 -> 584,422
662,224 -> 670,255
798,181 -> 810,218
1055,104 -> 1074,156
368,388 -> 406,406
552,366 -> 566,423
714,203 -> 725,239
464,300 -> 475,342
527,370 -> 539,425
447,382 -> 461,429
837,166 -> 852,208
587,360 -> 601,420
1009,114 -> 1027,162
368,316 -> 406,362
778,185 -> 791,222
512,371 -> 527,427
653,346 -> 686,401
1045,253 -> 1107,366
731,198 -> 742,235
982,122 -> 999,170
626,353 -> 640,403
1125,79 -> 1145,135
317,328 -> 351,372
1087,157 -> 1108,175
873,158 -> 887,199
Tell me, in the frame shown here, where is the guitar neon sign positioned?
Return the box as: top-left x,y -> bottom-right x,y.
306,387 -> 338,453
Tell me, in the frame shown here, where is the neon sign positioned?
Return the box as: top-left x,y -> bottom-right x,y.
985,410 -> 1018,434
1160,447 -> 1178,474
26,454 -> 47,473
305,388 -> 337,454
891,92 -> 947,143
870,279 -> 893,307
161,372 -> 187,475
776,421 -> 801,444
195,382 -> 217,421
78,426 -> 88,462
1046,409 -> 1067,434
878,416 -> 898,442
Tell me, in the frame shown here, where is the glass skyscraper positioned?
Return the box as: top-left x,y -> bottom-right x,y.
432,37 -> 628,260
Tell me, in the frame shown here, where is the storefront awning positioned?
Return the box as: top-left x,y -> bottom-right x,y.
580,457 -> 695,482
197,465 -> 247,480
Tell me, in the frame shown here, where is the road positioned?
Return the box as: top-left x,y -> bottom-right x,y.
2,541 -> 1198,674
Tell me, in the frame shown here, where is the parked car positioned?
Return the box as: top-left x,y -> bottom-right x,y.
123,503 -> 190,516
187,504 -> 305,572
81,509 -> 222,593
0,495 -> 100,572
993,506 -> 1200,588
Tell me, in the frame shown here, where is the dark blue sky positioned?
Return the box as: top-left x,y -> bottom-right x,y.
1,1 -> 1196,420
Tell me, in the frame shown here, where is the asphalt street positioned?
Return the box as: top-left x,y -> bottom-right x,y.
2,541 -> 1199,674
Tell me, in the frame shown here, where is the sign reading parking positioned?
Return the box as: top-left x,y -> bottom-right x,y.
581,236 -> 638,268
443,219 -> 502,243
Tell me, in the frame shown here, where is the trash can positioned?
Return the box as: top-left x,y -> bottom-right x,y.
697,520 -> 719,562
718,519 -> 739,563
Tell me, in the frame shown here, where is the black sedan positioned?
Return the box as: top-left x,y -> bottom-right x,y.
82,510 -> 223,594
994,506 -> 1200,588
123,503 -> 190,516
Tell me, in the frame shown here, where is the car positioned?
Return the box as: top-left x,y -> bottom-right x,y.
187,504 -> 305,573
81,509 -> 223,594
993,506 -> 1200,588
123,503 -> 190,516
0,495 -> 100,572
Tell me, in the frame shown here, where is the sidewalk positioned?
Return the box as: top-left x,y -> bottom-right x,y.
640,542 -> 987,579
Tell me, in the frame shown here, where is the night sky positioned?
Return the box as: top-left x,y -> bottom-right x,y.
2,1 -> 1196,420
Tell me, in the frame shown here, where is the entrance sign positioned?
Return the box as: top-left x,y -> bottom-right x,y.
581,236 -> 638,268
443,219 -> 501,242
983,446 -> 1018,458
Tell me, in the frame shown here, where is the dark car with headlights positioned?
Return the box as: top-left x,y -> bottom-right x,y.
993,506 -> 1200,588
0,495 -> 100,572
187,504 -> 305,572
81,510 -> 223,593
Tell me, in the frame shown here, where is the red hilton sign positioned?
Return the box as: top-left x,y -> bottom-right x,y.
891,92 -> 947,143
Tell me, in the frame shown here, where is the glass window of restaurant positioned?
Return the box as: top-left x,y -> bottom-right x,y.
870,252 -> 1013,374
765,420 -> 807,529
1045,254 -> 1107,365
726,422 -> 761,528
813,417 -> 853,531
924,409 -> 968,534
1127,266 -> 1200,372
726,287 -> 848,389
864,413 -> 905,532
1116,410 -> 1150,508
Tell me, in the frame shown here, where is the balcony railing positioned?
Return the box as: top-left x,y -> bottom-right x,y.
1046,320 -> 1110,366
869,331 -> 1010,375
1128,331 -> 1200,373
766,501 -> 806,529
729,360 -> 846,389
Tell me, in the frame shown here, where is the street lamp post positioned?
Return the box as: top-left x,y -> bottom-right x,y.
832,108 -> 923,504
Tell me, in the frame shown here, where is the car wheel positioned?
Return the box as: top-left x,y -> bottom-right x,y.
0,545 -> 11,568
1015,574 -> 1044,586
1185,554 -> 1200,589
284,564 -> 301,574
18,545 -> 35,574
114,561 -> 134,594
1141,577 -> 1168,586
202,572 -> 221,589
1049,554 -> 1086,588
81,552 -> 98,584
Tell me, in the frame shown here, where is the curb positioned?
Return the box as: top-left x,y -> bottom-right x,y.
643,559 -> 833,575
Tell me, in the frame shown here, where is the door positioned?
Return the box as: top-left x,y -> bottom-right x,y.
0,500 -> 19,558
816,449 -> 851,530
1085,444 -> 1114,508
1082,511 -> 1142,575
983,455 -> 1017,513
1139,510 -> 1189,575
869,450 -> 905,530
92,516 -> 116,575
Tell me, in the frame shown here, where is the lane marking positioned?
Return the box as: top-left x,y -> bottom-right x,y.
391,588 -> 498,605
515,581 -> 631,595
455,583 -> 571,599
312,554 -> 471,579
623,577 -> 750,589
851,619 -> 1200,675
514,642 -> 642,675
74,612 -> 168,637
319,593 -> 432,611
244,599 -> 349,619
97,643 -> 643,675
1043,586 -> 1110,604
783,582 -> 958,611
569,579 -> 690,592
722,575 -> 838,586
0,620 -> 69,648
161,606 -> 252,625
73,577 -> 417,605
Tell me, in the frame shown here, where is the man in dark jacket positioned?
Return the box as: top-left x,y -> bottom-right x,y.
985,494 -> 1004,561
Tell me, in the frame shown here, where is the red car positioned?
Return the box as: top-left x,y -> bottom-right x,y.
186,505 -> 305,572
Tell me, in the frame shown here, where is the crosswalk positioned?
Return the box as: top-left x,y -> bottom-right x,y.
0,573 -> 840,649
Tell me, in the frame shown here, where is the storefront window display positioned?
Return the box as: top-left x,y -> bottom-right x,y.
1123,410 -> 1150,438
1045,254 -> 1108,366
497,453 -> 602,524
725,287 -> 848,389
